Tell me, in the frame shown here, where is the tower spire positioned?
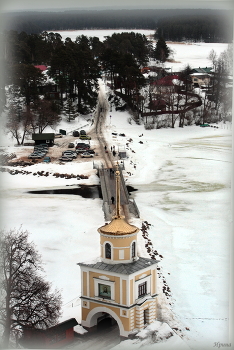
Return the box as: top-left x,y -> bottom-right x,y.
115,162 -> 121,218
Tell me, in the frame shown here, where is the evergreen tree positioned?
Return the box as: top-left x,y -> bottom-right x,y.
63,97 -> 79,122
155,37 -> 170,62
9,64 -> 45,106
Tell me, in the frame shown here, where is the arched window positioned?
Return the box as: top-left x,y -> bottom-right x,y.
132,242 -> 136,258
105,243 -> 111,259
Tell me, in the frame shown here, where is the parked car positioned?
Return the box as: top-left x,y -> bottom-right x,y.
28,153 -> 43,159
68,142 -> 74,148
80,130 -> 86,135
76,143 -> 90,150
81,152 -> 94,158
62,151 -> 77,158
34,148 -> 47,154
34,146 -> 48,152
55,133 -> 63,138
200,123 -> 210,127
43,156 -> 51,163
59,156 -> 73,162
73,130 -> 80,137
79,135 -> 91,140
34,149 -> 47,155
75,148 -> 86,154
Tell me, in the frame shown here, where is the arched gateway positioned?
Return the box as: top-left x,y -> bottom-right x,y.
78,164 -> 159,338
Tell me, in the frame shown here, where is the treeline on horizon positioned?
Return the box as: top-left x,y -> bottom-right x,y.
156,14 -> 232,43
1,8 -> 233,43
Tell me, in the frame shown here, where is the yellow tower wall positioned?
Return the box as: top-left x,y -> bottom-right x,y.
100,234 -> 137,262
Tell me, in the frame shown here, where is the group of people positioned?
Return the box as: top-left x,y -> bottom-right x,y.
104,145 -> 117,157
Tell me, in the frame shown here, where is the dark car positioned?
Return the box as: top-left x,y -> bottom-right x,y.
73,130 -> 80,137
68,142 -> 74,148
34,147 -> 47,154
80,130 -> 86,135
76,143 -> 90,150
86,149 -> 95,154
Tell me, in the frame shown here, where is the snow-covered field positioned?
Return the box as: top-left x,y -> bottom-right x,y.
0,29 -> 232,349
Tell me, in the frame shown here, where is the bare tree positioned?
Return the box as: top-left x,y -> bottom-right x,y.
163,87 -> 179,128
31,99 -> 61,133
208,48 -> 232,112
6,104 -> 33,145
0,228 -> 62,348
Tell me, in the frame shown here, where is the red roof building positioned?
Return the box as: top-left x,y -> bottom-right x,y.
20,318 -> 78,349
153,75 -> 179,87
34,65 -> 48,71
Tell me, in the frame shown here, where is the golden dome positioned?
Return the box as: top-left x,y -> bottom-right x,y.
98,216 -> 139,236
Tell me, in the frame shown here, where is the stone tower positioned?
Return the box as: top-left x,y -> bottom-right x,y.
78,164 -> 158,337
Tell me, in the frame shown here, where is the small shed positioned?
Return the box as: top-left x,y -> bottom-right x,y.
32,133 -> 55,146
20,318 -> 78,349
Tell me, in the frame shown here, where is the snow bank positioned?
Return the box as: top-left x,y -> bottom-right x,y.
112,321 -> 190,350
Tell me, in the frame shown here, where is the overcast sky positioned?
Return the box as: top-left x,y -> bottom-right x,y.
0,0 -> 233,12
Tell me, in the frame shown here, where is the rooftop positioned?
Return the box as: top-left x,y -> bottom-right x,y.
34,65 -> 48,72
153,75 -> 180,86
32,133 -> 55,140
98,216 -> 139,236
78,257 -> 158,275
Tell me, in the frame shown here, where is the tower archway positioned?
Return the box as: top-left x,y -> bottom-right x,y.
84,307 -> 126,337
97,313 -> 117,331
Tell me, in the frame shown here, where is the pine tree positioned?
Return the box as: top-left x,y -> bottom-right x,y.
155,37 -> 170,62
63,97 -> 79,122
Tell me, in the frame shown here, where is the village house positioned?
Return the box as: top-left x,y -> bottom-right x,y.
35,65 -> 60,99
32,133 -> 55,146
152,75 -> 182,94
20,318 -> 78,349
189,67 -> 213,88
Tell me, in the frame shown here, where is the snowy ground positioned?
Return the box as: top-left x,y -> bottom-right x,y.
0,29 -> 232,349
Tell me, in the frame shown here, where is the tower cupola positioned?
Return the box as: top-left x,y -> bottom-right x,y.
98,163 -> 139,264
